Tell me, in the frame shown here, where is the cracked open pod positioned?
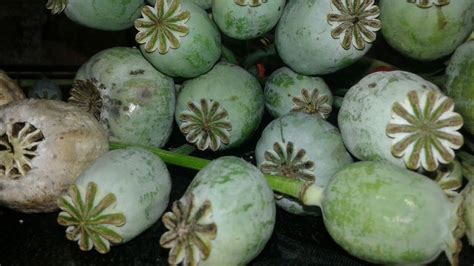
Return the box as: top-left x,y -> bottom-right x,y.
338,71 -> 464,172
0,99 -> 108,213
159,156 -> 275,265
57,148 -> 171,254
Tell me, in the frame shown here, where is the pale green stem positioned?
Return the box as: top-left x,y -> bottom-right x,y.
333,96 -> 344,109
169,144 -> 196,155
109,141 -> 323,207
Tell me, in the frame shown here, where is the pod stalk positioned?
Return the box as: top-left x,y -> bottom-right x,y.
109,141 -> 323,206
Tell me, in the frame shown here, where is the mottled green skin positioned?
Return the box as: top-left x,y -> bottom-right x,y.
264,67 -> 333,118
338,71 -> 438,168
175,62 -> 265,150
64,0 -> 144,31
75,148 -> 171,242
446,41 -> 474,135
148,0 -> 211,9
275,0 -> 371,75
186,156 -> 275,265
256,112 -> 352,216
380,0 -> 474,61
323,161 -> 455,264
140,1 -> 221,78
76,47 -> 175,148
212,0 -> 285,40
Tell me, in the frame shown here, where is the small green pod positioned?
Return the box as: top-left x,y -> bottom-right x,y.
275,0 -> 381,75
446,41 -> 474,135
322,161 -> 463,265
159,156 -> 275,265
71,47 -> 175,148
175,62 -> 264,151
212,0 -> 286,40
264,67 -> 333,119
135,0 -> 221,78
338,71 -> 464,172
57,148 -> 172,254
46,0 -> 144,31
379,0 -> 474,61
256,112 -> 352,215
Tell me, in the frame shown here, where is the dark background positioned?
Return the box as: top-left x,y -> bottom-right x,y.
0,0 -> 472,265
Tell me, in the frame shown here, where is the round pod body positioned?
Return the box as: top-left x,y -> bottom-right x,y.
0,99 -> 108,213
135,0 -> 221,78
0,70 -> 25,106
379,0 -> 474,61
264,67 -> 333,119
212,0 -> 286,40
57,148 -> 172,254
338,71 -> 464,172
28,78 -> 62,100
148,0 -> 212,9
275,0 -> 381,75
256,112 -> 352,215
175,62 -> 264,151
322,161 -> 463,265
72,47 -> 175,148
46,0 -> 144,31
160,156 -> 275,265
463,182 -> 474,246
446,41 -> 474,135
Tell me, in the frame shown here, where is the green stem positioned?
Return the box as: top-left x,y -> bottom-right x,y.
109,141 -> 323,207
169,144 -> 196,155
333,96 -> 344,109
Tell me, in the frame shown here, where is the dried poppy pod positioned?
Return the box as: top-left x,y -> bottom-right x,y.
0,99 -> 108,213
0,71 -> 25,106
338,71 -> 464,172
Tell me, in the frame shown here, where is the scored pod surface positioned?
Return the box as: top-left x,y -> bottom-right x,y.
57,148 -> 172,254
70,47 -> 175,148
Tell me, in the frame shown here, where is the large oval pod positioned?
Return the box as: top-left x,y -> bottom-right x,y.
160,156 -> 275,265
212,0 -> 286,40
379,0 -> 474,61
135,0 -> 221,78
175,62 -> 264,151
57,148 -> 172,254
46,0 -> 144,31
71,47 -> 175,148
338,70 -> 464,172
275,0 -> 381,75
256,112 -> 352,216
0,99 -> 108,213
322,161 -> 463,265
446,41 -> 474,135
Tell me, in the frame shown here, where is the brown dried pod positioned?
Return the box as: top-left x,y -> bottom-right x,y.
0,71 -> 25,106
0,99 -> 108,213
